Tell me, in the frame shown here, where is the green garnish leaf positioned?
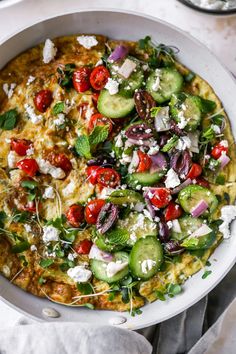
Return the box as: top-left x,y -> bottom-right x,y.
77,282 -> 93,295
150,106 -> 162,117
19,255 -> 28,266
12,210 -> 30,223
83,303 -> 95,310
138,35 -> 151,50
75,135 -> 91,159
202,270 -> 212,279
181,237 -> 199,248
105,228 -> 129,245
131,308 -> 143,317
21,180 -> 38,190
89,125 -> 109,147
161,135 -> 179,152
57,63 -> 76,88
52,101 -> 65,115
200,98 -> 217,114
39,259 -> 54,268
167,283 -> 182,297
0,109 -> 18,130
38,276 -> 46,285
185,72 -> 195,82
0,211 -> 7,228
121,288 -> 129,304
11,240 -> 30,253
215,175 -> 225,185
224,192 -> 230,204
155,290 -> 166,301
200,127 -> 216,144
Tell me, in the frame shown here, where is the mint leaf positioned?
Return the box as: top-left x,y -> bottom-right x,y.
106,228 -> 129,245
75,135 -> 91,159
0,109 -> 18,130
167,283 -> 182,297
52,102 -> 65,115
39,259 -> 54,268
89,125 -> 109,147
202,270 -> 212,279
77,282 -> 93,295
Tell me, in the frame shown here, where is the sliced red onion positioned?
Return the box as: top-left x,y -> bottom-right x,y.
164,240 -> 184,255
218,154 -> 230,169
159,133 -> 170,148
96,202 -> 119,234
171,178 -> 192,194
144,197 -> 156,219
154,107 -> 170,132
191,200 -> 208,218
128,151 -> 139,174
158,222 -> 170,243
150,152 -> 168,172
125,123 -> 153,140
190,224 -> 212,238
108,45 -> 129,62
89,244 -> 113,262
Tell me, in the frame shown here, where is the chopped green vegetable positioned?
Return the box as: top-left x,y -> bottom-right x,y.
167,283 -> 182,297
0,109 -> 18,130
39,259 -> 54,268
89,125 -> 109,147
202,270 -> 212,279
11,240 -> 30,253
162,135 -> 179,152
77,282 -> 93,295
155,290 -> 166,301
52,101 -> 65,115
21,180 -> 38,189
75,135 -> 91,159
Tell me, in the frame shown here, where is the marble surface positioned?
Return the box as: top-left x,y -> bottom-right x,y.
0,0 -> 235,328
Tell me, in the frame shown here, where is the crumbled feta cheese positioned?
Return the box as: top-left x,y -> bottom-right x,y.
130,232 -> 137,243
43,39 -> 57,64
134,202 -> 145,212
26,75 -> 36,86
211,124 -> 221,134
85,105 -> 94,121
30,245 -> 37,252
128,151 -> 139,173
26,146 -> 34,156
143,209 -> 153,221
115,133 -> 123,148
24,224 -> 32,233
104,78 -> 119,95
176,136 -> 192,151
154,216 -> 160,222
43,186 -> 55,199
165,168 -> 181,189
7,151 -> 19,169
147,145 -> 160,155
219,205 -> 236,238
62,181 -> 76,196
177,111 -> 188,129
24,104 -> 43,124
3,83 -> 16,98
77,35 -> 98,49
95,59 -> 103,67
5,138 -> 11,144
120,152 -> 132,164
54,113 -> 65,126
68,253 -> 77,261
117,58 -> 137,79
106,261 -> 128,278
37,158 -> 66,179
152,69 -> 161,92
220,140 -> 228,147
142,64 -> 149,71
141,259 -> 156,274
42,225 -> 60,243
98,187 -> 115,199
67,265 -> 92,283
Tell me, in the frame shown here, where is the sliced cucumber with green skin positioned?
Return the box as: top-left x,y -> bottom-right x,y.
109,189 -> 144,205
97,90 -> 135,119
127,170 -> 166,188
129,237 -> 163,280
171,216 -> 203,241
90,251 -> 129,283
170,93 -> 202,132
181,232 -> 216,250
178,185 -> 218,215
146,68 -> 183,103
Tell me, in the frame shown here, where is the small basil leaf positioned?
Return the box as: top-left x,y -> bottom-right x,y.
52,102 -> 65,115
0,109 -> 18,130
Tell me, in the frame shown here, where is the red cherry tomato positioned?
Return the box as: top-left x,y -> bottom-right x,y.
85,199 -> 105,224
86,166 -> 101,185
66,204 -> 84,227
136,151 -> 152,173
21,201 -> 37,213
88,113 -> 113,133
17,158 -> 39,177
186,163 -> 202,180
195,177 -> 210,188
73,67 -> 91,93
11,138 -> 32,156
96,168 -> 121,188
34,89 -> 53,113
48,153 -> 72,173
211,141 -> 229,159
74,239 -> 93,255
92,92 -> 100,107
90,65 -> 110,91
150,188 -> 171,209
164,201 -> 183,222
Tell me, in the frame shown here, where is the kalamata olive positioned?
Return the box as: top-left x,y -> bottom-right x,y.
169,120 -> 185,136
87,154 -> 116,167
159,133 -> 170,148
125,123 -> 153,141
96,202 -> 119,234
164,240 -> 184,255
134,90 -> 156,123
170,150 -> 191,177
158,222 -> 170,243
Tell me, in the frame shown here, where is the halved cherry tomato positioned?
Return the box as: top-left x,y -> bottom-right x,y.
164,201 -> 183,222
74,239 -> 93,255
11,138 -> 32,156
211,141 -> 229,159
34,89 -> 53,113
90,65 -> 110,91
48,153 -> 72,173
85,199 -> 105,224
73,67 -> 91,93
96,168 -> 120,188
88,113 -> 113,133
92,92 -> 100,107
186,163 -> 202,180
195,177 -> 210,188
136,151 -> 152,173
150,188 -> 171,209
86,166 -> 101,185
66,204 -> 84,228
17,158 -> 39,177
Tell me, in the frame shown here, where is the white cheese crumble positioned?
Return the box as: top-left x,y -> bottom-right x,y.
85,105 -> 94,121
43,39 -> 57,64
134,202 -> 145,212
165,168 -> 181,189
219,205 -> 236,239
3,83 -> 16,99
43,186 -> 55,199
117,58 -> 137,79
54,113 -> 65,126
104,78 -> 119,95
37,158 -> 66,179
26,75 -> 36,86
26,146 -> 34,156
115,133 -> 123,148
7,151 -> 20,169
147,145 -> 160,155
176,136 -> 192,151
62,181 -> 76,196
152,69 -> 161,92
211,124 -> 221,134
24,224 -> 32,233
68,253 -> 77,261
67,265 -> 92,283
24,104 -> 43,124
30,245 -> 37,252
106,261 -> 128,278
141,259 -> 156,274
98,187 -> 115,199
95,59 -> 103,67
77,35 -> 98,49
220,140 -> 228,147
177,111 -> 188,129
42,225 -> 60,243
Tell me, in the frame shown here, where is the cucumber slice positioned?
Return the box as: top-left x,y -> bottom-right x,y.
129,237 -> 163,280
97,90 -> 135,118
146,68 -> 183,103
109,189 -> 144,205
171,216 -> 204,241
181,232 -> 216,250
127,170 -> 166,188
170,93 -> 202,132
90,251 -> 129,283
178,185 -> 218,215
